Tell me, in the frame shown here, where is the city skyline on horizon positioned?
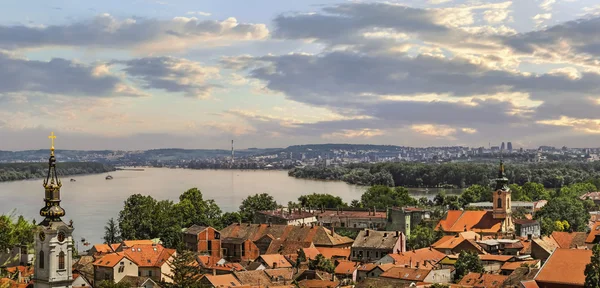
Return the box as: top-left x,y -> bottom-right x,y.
2,0 -> 600,150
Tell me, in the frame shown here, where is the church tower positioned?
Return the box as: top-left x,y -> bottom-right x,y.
492,160 -> 514,233
33,132 -> 74,288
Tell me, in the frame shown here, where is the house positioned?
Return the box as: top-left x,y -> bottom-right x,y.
315,248 -> 351,262
380,266 -> 452,284
182,225 -> 222,257
92,253 -> 139,284
4,266 -> 34,285
0,246 -> 30,267
199,274 -> 242,288
587,221 -> 600,245
580,191 -> 600,205
264,268 -> 295,284
297,279 -> 340,288
256,254 -> 293,269
118,275 -> 161,288
115,240 -> 156,252
88,243 -> 120,255
478,255 -> 515,272
73,256 -> 95,286
196,256 -> 244,275
356,263 -> 396,281
534,248 -> 592,288
334,261 -> 359,283
467,200 -> 546,214
502,267 -> 539,287
458,272 -> 508,288
122,244 -> 176,283
531,236 -> 560,261
72,270 -> 93,288
350,230 -> 405,262
476,239 -> 523,255
316,208 -> 387,231
375,247 -> 446,270
500,260 -> 540,275
385,207 -> 430,237
219,223 -> 354,262
233,270 -> 274,286
255,208 -> 317,226
514,219 -> 540,238
431,232 -> 486,255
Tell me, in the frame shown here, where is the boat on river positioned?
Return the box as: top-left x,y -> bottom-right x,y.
105,175 -> 113,180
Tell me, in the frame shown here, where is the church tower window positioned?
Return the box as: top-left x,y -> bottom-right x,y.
58,251 -> 65,270
497,198 -> 502,208
39,251 -> 44,269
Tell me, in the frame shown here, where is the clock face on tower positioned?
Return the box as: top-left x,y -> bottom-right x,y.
57,232 -> 65,242
39,232 -> 45,241
497,191 -> 502,195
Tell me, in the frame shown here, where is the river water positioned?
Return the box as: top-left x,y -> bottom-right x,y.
0,168 -> 462,247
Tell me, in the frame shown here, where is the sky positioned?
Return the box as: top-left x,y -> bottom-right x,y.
2,0 -> 600,150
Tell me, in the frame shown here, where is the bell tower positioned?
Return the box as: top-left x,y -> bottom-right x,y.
33,132 -> 74,288
492,160 -> 513,232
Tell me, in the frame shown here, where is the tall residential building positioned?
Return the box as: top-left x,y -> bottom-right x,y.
507,142 -> 513,152
34,132 -> 75,288
501,142 -> 505,151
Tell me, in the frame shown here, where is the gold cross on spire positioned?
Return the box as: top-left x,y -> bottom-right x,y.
48,132 -> 56,155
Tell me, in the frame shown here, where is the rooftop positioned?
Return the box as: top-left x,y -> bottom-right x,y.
183,224 -> 208,235
123,244 -> 175,268
258,209 -> 316,220
202,274 -> 242,287
259,254 -> 293,268
436,210 -> 502,233
458,272 -> 508,288
315,209 -> 386,219
586,221 -> 600,243
551,231 -> 587,249
379,266 -> 431,281
220,223 -> 354,247
352,230 -> 403,250
535,248 -> 592,286
334,261 -> 359,275
383,247 -> 445,269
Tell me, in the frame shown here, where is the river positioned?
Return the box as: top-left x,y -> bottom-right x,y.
0,168 -> 462,247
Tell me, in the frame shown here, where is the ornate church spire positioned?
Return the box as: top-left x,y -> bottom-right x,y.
40,132 -> 66,223
495,159 -> 509,191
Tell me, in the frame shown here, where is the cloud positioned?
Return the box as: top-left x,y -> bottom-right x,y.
428,0 -> 452,4
0,52 -> 143,97
115,56 -> 221,99
322,129 -> 384,139
411,124 -> 457,138
186,11 -> 211,16
0,14 -> 269,52
540,0 -> 556,11
532,13 -> 552,27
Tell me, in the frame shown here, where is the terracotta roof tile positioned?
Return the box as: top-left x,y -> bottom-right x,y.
586,221 -> 600,243
303,246 -> 321,260
220,223 -> 353,247
264,268 -> 295,281
478,255 -> 514,262
520,280 -> 540,288
352,230 -> 404,250
259,254 -> 293,268
123,244 -> 175,268
551,231 -> 587,249
436,211 -> 502,233
379,266 -> 431,281
121,240 -> 154,247
520,240 -> 532,255
315,247 -> 351,260
297,279 -> 340,288
357,263 -> 378,272
500,260 -> 540,271
233,270 -> 273,286
203,274 -> 242,287
91,244 -> 119,254
532,236 -> 559,254
535,248 -> 592,286
334,261 -> 359,275
458,272 -> 508,288
385,248 -> 445,269
92,254 -> 131,268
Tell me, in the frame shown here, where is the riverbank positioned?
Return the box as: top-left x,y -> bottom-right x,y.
0,162 -> 115,182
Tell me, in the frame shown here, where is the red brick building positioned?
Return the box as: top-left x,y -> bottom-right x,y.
183,225 -> 222,257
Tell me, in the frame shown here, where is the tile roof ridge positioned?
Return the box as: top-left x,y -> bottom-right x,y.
449,210 -> 468,231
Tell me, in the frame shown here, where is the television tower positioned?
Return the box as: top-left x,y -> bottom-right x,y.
231,140 -> 235,167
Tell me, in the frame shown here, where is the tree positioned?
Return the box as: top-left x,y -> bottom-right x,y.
522,182 -> 548,201
298,193 -> 347,208
118,194 -> 158,240
459,185 -> 489,207
220,212 -> 241,229
585,244 -> 600,288
177,188 -> 223,228
454,251 -> 484,281
308,254 -> 335,273
103,218 -> 122,245
361,186 -> 417,209
350,200 -> 362,208
535,196 -> 589,235
161,250 -> 204,288
408,224 -> 443,250
0,212 -> 35,251
296,249 -> 307,267
239,193 -> 278,223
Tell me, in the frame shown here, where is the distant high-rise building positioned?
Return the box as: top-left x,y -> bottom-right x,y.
501,142 -> 505,151
507,142 -> 513,152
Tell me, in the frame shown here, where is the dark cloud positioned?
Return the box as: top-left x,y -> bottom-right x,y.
116,56 -> 221,98
0,53 -> 140,97
0,14 -> 268,51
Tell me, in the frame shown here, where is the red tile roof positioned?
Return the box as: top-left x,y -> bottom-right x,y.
587,221 -> 600,243
379,266 -> 431,281
385,248 -> 446,269
92,253 -> 131,268
123,244 -> 175,268
520,280 -> 540,288
500,260 -> 540,271
535,248 -> 592,286
203,274 -> 242,287
315,247 -> 351,260
334,261 -> 359,275
551,231 -> 587,249
221,223 -> 353,247
259,254 -> 293,268
197,256 -> 244,272
458,272 -> 508,288
297,279 -> 340,288
478,255 -> 514,262
91,243 -> 120,254
436,210 -> 503,233
302,246 -> 321,260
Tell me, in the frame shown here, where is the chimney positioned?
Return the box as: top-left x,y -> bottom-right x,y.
365,229 -> 370,237
273,262 -> 278,269
409,257 -> 412,268
331,226 -> 335,236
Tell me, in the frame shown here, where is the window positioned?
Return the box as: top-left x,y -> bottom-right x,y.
208,240 -> 212,253
241,244 -> 246,256
341,222 -> 345,227
148,270 -> 153,277
366,251 -> 370,258
39,251 -> 44,269
375,251 -> 379,258
352,251 -> 355,257
214,232 -> 220,239
497,198 -> 502,208
507,199 -> 510,209
58,251 -> 65,270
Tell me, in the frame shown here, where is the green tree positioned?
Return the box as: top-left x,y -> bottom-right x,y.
161,250 -> 204,288
522,182 -> 548,201
220,212 -> 242,229
408,224 -> 443,250
118,194 -> 158,240
585,244 -> 600,288
103,218 -> 122,245
296,249 -> 307,267
0,212 -> 35,251
239,193 -> 278,223
459,185 -> 489,207
350,200 -> 362,208
535,196 -> 589,235
177,188 -> 223,228
298,193 -> 347,208
454,251 -> 484,281
361,186 -> 417,209
308,254 -> 335,273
